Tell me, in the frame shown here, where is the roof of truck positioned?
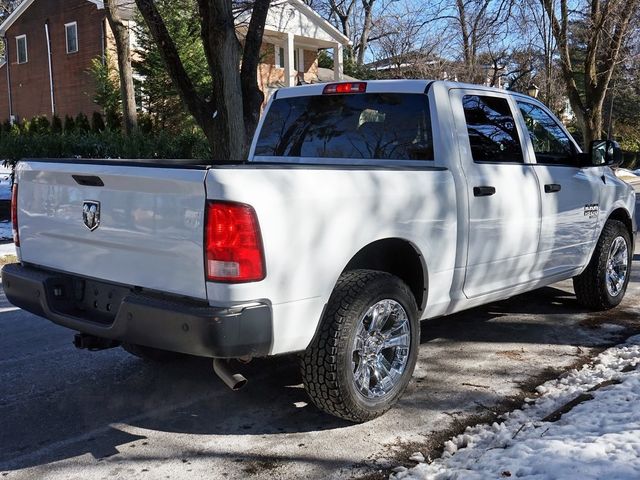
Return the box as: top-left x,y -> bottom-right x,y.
273,79 -> 532,100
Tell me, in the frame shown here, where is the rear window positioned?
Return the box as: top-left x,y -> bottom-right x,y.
254,93 -> 433,160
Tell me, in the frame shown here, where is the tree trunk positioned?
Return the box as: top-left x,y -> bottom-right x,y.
198,0 -> 246,159
104,0 -> 137,134
541,0 -> 638,148
135,0 -> 270,160
583,103 -> 604,147
356,0 -> 374,66
240,0 -> 270,146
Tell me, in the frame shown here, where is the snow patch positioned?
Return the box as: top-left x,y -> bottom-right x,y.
392,336 -> 640,480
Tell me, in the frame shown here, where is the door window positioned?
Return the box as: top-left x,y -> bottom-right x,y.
517,101 -> 575,165
462,95 -> 523,163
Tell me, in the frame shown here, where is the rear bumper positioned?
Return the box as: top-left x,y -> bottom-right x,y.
1,263 -> 272,358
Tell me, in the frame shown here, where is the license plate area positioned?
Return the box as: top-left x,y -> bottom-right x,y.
45,275 -> 131,326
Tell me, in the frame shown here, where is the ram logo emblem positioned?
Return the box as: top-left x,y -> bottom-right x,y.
82,201 -> 100,231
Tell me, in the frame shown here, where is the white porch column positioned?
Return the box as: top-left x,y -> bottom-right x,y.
333,43 -> 344,81
284,32 -> 295,87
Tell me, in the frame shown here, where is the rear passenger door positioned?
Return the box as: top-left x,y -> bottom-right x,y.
450,89 -> 542,298
515,100 -> 602,275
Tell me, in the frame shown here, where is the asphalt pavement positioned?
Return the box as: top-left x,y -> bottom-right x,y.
1,191 -> 639,480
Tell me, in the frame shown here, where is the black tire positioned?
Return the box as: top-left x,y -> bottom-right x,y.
573,219 -> 632,311
300,269 -> 420,423
122,343 -> 186,362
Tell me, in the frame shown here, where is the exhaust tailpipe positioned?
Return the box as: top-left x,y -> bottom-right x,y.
213,359 -> 248,390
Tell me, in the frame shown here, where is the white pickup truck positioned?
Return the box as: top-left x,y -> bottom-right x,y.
3,80 -> 636,422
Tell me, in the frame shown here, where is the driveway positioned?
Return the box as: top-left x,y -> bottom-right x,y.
1,191 -> 639,480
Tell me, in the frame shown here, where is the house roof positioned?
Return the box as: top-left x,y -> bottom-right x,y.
242,0 -> 350,47
286,0 -> 350,45
1,0 -> 349,46
0,0 -> 115,36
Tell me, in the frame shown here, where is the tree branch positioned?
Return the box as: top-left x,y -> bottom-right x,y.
240,0 -> 270,139
135,0 -> 212,128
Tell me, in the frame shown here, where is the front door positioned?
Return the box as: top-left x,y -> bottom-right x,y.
515,100 -> 602,275
450,90 -> 542,298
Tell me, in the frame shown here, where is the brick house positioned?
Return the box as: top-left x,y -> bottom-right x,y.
0,0 -> 350,124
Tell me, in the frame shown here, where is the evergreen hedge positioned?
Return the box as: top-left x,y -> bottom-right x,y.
0,115 -> 211,164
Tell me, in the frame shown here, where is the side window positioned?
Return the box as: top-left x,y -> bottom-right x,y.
517,101 -> 574,165
462,95 -> 523,163
16,35 -> 27,64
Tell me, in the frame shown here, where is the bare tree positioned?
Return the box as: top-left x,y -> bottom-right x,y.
518,0 -> 557,104
448,0 -> 513,83
135,0 -> 270,159
372,2 -> 447,78
541,0 -> 640,145
315,0 -> 396,67
329,0 -> 356,41
0,0 -> 18,20
355,0 -> 375,65
0,0 -> 21,57
105,0 -> 138,134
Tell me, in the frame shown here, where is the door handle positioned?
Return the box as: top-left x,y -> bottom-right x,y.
544,184 -> 561,193
473,186 -> 496,197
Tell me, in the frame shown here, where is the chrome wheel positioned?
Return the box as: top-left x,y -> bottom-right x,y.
351,299 -> 411,399
606,236 -> 628,297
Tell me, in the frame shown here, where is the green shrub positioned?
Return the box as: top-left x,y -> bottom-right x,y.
106,110 -> 121,131
0,130 -> 210,164
91,112 -> 106,133
51,115 -> 63,134
75,113 -> 91,133
137,113 -> 153,135
29,116 -> 51,135
63,115 -> 76,134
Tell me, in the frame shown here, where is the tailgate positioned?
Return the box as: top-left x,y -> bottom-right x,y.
16,160 -> 209,300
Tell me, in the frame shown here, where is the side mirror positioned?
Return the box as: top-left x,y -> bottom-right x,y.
589,140 -> 623,167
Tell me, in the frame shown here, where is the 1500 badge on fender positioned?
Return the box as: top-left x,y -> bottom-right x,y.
584,204 -> 599,218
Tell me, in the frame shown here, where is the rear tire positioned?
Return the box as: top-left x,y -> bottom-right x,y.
300,270 -> 420,423
122,343 -> 186,362
573,219 -> 632,311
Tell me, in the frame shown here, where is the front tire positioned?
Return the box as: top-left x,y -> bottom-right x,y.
573,219 -> 632,310
300,270 -> 420,422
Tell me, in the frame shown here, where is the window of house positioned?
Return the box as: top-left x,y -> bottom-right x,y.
275,45 -> 285,68
517,101 -> 575,166
462,95 -> 523,163
65,22 -> 78,54
16,35 -> 27,64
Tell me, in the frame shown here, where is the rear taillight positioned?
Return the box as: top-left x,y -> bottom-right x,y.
11,184 -> 18,247
323,82 -> 367,94
205,201 -> 265,283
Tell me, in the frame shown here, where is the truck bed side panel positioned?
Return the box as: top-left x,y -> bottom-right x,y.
204,166 -> 458,354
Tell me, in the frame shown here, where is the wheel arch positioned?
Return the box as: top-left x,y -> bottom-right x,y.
607,207 -> 634,240
341,238 -> 428,312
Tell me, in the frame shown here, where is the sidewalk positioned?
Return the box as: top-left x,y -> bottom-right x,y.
0,241 -> 15,258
